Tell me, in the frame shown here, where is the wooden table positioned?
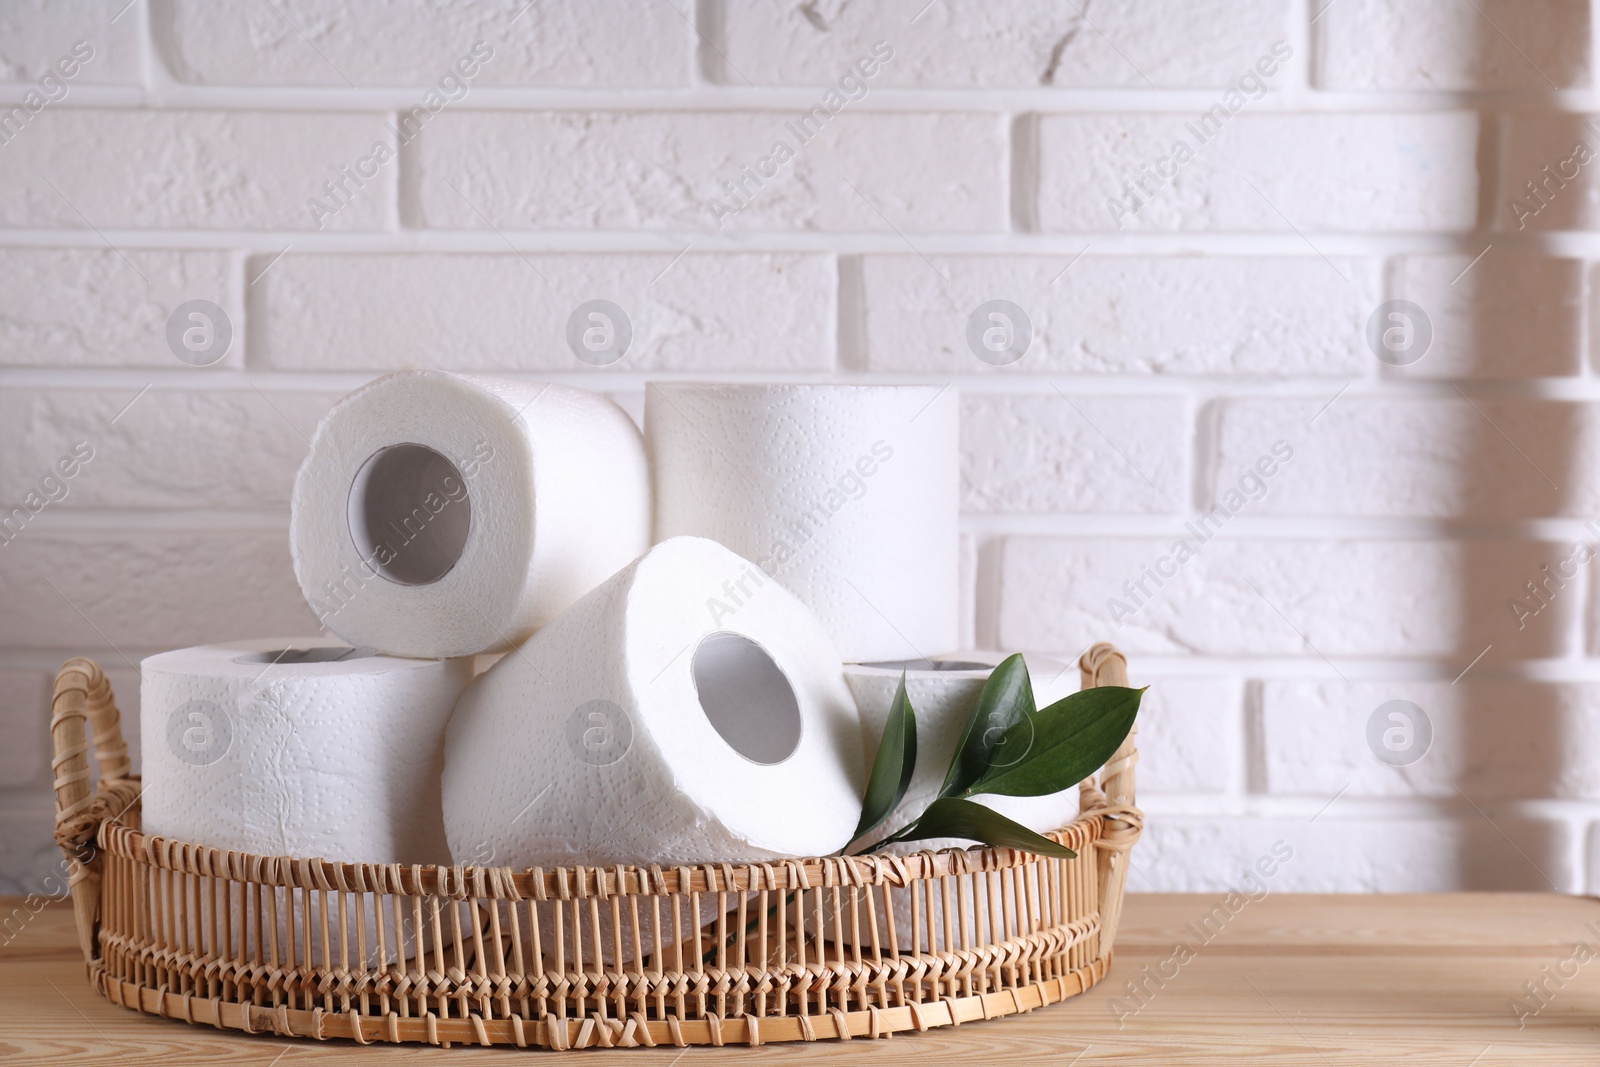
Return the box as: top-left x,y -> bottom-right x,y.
3,893 -> 1597,1064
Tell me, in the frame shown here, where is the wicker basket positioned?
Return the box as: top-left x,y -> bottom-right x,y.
48,642 -> 1142,1050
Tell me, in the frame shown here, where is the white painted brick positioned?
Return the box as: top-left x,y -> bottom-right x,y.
0,248 -> 240,368
718,0 -> 1289,88
0,531 -> 319,649
153,0 -> 689,86
0,670 -> 50,789
1498,115 -> 1600,232
998,537 -> 1570,660
859,255 -> 1377,376
0,110 -> 395,230
962,394 -> 1186,513
1211,397 -> 1596,518
1317,0 -> 1589,90
0,1 -> 141,84
1127,677 -> 1237,795
0,797 -> 63,898
407,111 -> 1006,232
255,252 -> 834,371
0,388 -> 334,511
1261,680 -> 1600,800
1140,816 -> 1574,892
1390,254 -> 1583,378
1036,113 -> 1479,232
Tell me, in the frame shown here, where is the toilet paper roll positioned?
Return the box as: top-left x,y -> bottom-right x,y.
140,637 -> 472,866
645,383 -> 958,663
292,370 -> 650,658
846,650 -> 1079,854
827,651 -> 1080,949
442,535 -> 865,871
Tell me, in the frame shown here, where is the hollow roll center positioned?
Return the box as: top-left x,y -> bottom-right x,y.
233,647 -> 376,665
860,658 -> 993,672
691,632 -> 802,765
346,443 -> 472,586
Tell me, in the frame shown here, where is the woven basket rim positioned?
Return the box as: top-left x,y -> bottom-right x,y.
86,782 -> 1107,899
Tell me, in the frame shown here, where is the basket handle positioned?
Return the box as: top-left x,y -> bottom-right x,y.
51,657 -> 133,965
1078,642 -> 1142,958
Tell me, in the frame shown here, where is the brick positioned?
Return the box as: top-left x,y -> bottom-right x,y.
1139,816 -> 1574,892
1389,254 -> 1582,378
0,531 -> 320,649
153,0 -> 688,87
1261,680 -> 1600,800
0,0 -> 141,85
962,393 -> 1187,513
0,388 -> 335,512
0,670 -> 50,788
0,110 -> 395,230
717,0 -> 1289,88
1498,115 -> 1600,232
254,252 -> 834,371
1037,113 -> 1478,232
1317,0 -> 1589,90
0,248 -> 240,368
406,111 -> 1006,232
1210,396 -> 1586,516
997,537 -> 1570,660
858,254 -> 1377,376
0,797 -> 63,898
1211,397 -> 1595,519
1129,677 -> 1237,795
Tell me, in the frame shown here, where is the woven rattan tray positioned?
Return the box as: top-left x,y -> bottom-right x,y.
48,642 -> 1142,1050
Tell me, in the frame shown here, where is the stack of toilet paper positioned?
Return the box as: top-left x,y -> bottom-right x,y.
141,371 -> 653,865
141,370 -> 1086,879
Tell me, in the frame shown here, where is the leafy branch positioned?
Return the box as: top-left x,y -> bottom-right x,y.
845,655 -> 1144,860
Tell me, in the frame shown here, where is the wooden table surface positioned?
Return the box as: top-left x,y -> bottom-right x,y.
3,892 -> 1597,1064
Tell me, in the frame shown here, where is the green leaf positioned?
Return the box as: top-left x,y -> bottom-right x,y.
939,653 -> 1035,798
850,672 -> 918,842
965,686 -> 1143,799
889,797 -> 1076,859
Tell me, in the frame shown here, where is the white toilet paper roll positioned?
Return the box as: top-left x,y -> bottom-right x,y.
846,650 -> 1079,854
140,637 -> 472,866
442,535 -> 865,871
828,651 -> 1081,949
645,383 -> 959,663
291,370 -> 650,658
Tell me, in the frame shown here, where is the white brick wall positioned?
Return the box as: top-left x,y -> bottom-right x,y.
1315,0 -> 1591,90
152,0 -> 692,87
0,247 -> 241,367
1035,113 -> 1481,232
254,252 -> 836,371
859,255 -> 1380,375
717,0 -> 1291,88
406,111 -> 1009,231
2,0 -> 1598,897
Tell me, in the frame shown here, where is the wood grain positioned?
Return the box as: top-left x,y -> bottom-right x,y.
4,892 -> 1598,1065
